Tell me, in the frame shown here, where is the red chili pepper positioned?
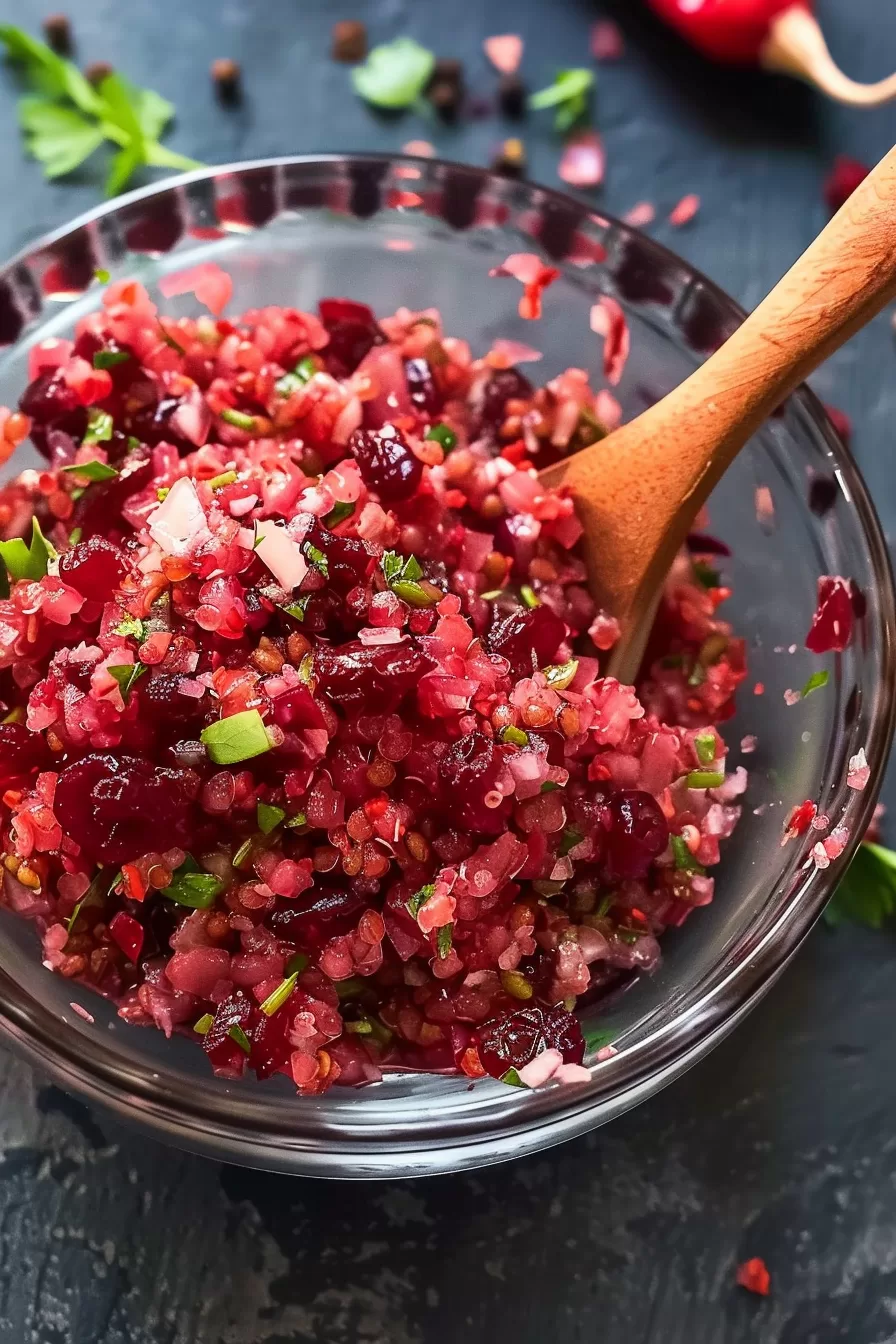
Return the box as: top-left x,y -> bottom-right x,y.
645,0 -> 896,105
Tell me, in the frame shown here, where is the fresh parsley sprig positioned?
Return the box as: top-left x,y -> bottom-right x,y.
826,840 -> 896,929
0,26 -> 202,195
528,69 -> 595,132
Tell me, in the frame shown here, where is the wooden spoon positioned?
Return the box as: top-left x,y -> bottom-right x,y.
539,144 -> 896,684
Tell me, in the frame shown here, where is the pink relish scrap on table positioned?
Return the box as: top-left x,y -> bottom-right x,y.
0,265 -> 750,1096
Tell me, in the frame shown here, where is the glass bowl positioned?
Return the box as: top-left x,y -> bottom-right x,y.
0,155 -> 891,1179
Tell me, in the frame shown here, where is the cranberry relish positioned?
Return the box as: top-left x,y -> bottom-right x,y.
0,272 -> 747,1095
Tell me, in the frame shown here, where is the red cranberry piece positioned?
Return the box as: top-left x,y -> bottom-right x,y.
315,638 -> 432,712
486,603 -> 566,677
475,1003 -> 585,1080
71,447 -> 153,540
54,753 -> 196,864
306,520 -> 378,592
601,790 -> 669,883
140,673 -> 202,724
268,887 -> 368,950
19,369 -> 80,423
492,513 -> 540,577
475,367 -> 533,437
404,357 -> 442,416
319,297 -> 385,378
438,731 -> 511,834
349,424 -> 423,503
0,722 -> 49,786
58,536 -> 128,601
202,991 -> 256,1070
805,575 -> 855,653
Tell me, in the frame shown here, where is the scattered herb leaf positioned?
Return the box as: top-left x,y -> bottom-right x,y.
60,458 -> 118,482
92,348 -> 130,369
106,662 -> 147,702
351,37 -> 435,110
228,1023 -> 252,1055
260,973 -> 298,1016
528,68 -> 594,131
200,708 -> 272,765
685,770 -> 725,789
407,882 -> 435,919
0,517 -> 56,582
825,841 -> 896,928
164,855 -> 226,910
801,669 -> 830,699
694,732 -> 717,766
257,801 -> 285,835
671,834 -> 705,874
425,422 -> 457,453
193,1013 -> 214,1035
112,613 -> 146,640
323,500 -> 356,529
436,922 -> 454,958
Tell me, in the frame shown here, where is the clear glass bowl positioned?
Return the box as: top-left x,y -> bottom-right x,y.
0,155 -> 891,1179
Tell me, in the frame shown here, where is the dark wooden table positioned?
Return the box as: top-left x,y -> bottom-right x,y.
1,2 -> 896,1340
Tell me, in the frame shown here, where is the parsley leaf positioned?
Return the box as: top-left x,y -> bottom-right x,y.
0,517 -> 56,584
528,69 -> 594,131
351,37 -> 435,109
825,842 -> 896,929
107,662 -> 147,702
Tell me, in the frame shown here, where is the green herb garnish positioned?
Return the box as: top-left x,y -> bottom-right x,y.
275,354 -> 318,397
220,408 -> 256,431
83,407 -> 113,444
528,68 -> 594,131
92,348 -> 130,369
323,500 -> 356,529
520,584 -> 540,608
200,708 -> 272,765
685,770 -> 725,789
303,542 -> 329,577
694,732 -> 717,766
351,37 -> 435,109
60,458 -> 118,482
543,659 -> 579,691
259,973 -> 298,1016
285,951 -> 310,976
825,841 -> 896,928
106,662 -> 147,702
112,613 -> 146,640
163,854 -> 226,909
193,1013 -> 214,1036
407,882 -> 435,919
285,812 -> 307,830
559,826 -> 584,857
281,595 -> 311,622
436,922 -> 454,959
425,423 -> 457,453
670,834 -> 705,874
801,669 -> 830,699
501,1066 -> 525,1088
228,1023 -> 252,1055
256,801 -> 285,835
207,470 -> 237,490
94,268 -> 111,284
500,725 -> 529,747
0,517 -> 56,583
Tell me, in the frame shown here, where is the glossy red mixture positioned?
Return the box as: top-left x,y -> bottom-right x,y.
0,270 -> 748,1094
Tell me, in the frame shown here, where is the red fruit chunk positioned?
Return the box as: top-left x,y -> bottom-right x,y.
438,731 -> 511,834
58,536 -> 128,601
268,887 -> 368,951
486,603 -> 566,677
314,638 -> 432,712
306,521 -> 378,592
108,910 -> 144,963
601,790 -> 669,882
0,722 -> 49,785
349,424 -> 423,502
475,1003 -> 585,1080
805,575 -> 854,653
736,1257 -> 771,1296
476,367 -> 533,436
319,297 -> 385,377
202,990 -> 256,1071
54,753 -> 196,864
19,368 -> 81,423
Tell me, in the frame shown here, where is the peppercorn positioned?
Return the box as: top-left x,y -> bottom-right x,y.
85,60 -> 113,87
426,57 -> 464,121
211,58 -> 241,103
491,138 -> 527,179
331,20 -> 367,63
42,13 -> 72,54
498,73 -> 526,118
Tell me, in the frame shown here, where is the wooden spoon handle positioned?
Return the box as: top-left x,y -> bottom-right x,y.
541,143 -> 896,679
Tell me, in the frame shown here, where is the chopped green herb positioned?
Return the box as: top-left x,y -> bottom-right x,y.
559,826 -> 584,857
83,407 -> 113,444
391,578 -> 439,608
345,1017 -> 374,1034
528,68 -> 594,131
801,669 -> 830,699
436,922 -> 454,959
92,348 -> 130,369
540,780 -> 561,794
671,834 -> 705,874
112,613 -> 145,641
66,897 -> 85,935
583,1027 -> 615,1053
260,973 -> 298,1016
163,855 -> 226,909
284,812 -> 307,829
692,559 -> 720,589
228,1023 -> 252,1055
0,516 -> 56,583
256,801 -> 285,835
501,1067 -> 525,1088
687,661 -> 707,688
685,770 -> 725,789
297,654 -> 314,685
826,841 -> 896,928
60,458 -> 119,482
67,527 -> 82,546
520,584 -> 540,608
323,499 -> 356,529
106,662 -> 147,702
285,951 -> 310,976
207,470 -> 237,490
543,659 -> 579,691
200,708 -> 272,765
303,542 -> 329,577
293,355 -> 317,382
252,530 -> 265,550
407,882 -> 435,919
694,732 -> 717,767
193,1013 -> 214,1036
501,724 -> 529,747
156,487 -> 170,502
281,595 -> 311,622
594,893 -> 614,918
351,36 -> 435,109
480,589 -> 504,601
425,422 -> 457,453
220,407 -> 256,431
126,436 -> 140,451
232,838 -> 254,869
94,268 -> 111,284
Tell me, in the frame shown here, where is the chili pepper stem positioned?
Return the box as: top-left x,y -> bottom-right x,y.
761,5 -> 896,106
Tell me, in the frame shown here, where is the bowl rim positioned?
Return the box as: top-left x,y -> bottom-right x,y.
0,152 -> 893,1177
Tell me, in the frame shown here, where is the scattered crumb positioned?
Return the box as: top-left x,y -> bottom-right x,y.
669,193 -> 700,227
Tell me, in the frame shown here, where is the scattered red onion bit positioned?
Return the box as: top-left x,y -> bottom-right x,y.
754,485 -> 775,532
736,1257 -> 771,1296
483,34 -> 523,75
823,156 -> 869,213
590,20 -> 624,61
847,748 -> 870,791
69,1001 -> 95,1023
740,735 -> 757,754
590,296 -> 630,387
401,139 -> 436,158
0,272 -> 748,1096
668,194 -> 700,227
158,262 -> 233,317
623,201 -> 656,229
489,253 -> 561,321
783,689 -> 801,707
557,130 -> 605,189
805,576 -> 855,654
812,823 -> 849,869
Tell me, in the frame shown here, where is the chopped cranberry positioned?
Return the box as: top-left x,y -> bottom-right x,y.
349,424 -> 423,502
404,357 -> 442,416
71,447 -> 154,539
475,1003 -> 585,1080
475,367 -> 533,437
601,790 -> 669,882
319,297 -> 385,377
315,639 -> 432,712
140,673 -> 201,724
268,887 -> 369,950
0,722 -> 49,785
306,520 -> 378,592
202,991 -> 256,1070
58,536 -> 128,602
20,368 -> 81,423
805,575 -> 855,653
438,731 -> 511,834
486,603 -> 566,677
54,753 -> 197,864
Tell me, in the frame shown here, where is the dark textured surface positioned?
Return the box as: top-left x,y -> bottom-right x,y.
1,1 -> 896,1340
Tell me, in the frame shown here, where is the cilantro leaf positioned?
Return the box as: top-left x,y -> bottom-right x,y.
528,69 -> 594,131
60,459 -> 118,482
351,37 -> 435,109
163,854 -> 226,910
825,842 -> 896,929
106,662 -> 147,702
801,669 -> 830,699
0,517 -> 56,583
